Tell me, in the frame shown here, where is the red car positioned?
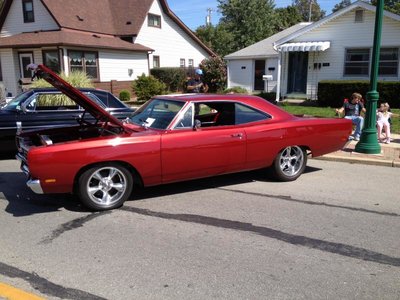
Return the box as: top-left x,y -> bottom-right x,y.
16,65 -> 352,211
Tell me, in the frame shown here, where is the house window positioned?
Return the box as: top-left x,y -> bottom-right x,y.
188,59 -> 194,67
22,0 -> 34,23
148,14 -> 161,28
355,10 -> 364,23
43,50 -> 60,73
153,56 -> 160,68
344,49 -> 370,76
379,48 -> 398,76
180,58 -> 185,68
69,50 -> 98,79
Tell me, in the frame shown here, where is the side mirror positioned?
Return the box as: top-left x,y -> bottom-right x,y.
193,119 -> 201,130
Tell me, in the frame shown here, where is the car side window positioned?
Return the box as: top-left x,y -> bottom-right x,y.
193,101 -> 269,127
30,93 -> 79,111
235,103 -> 269,124
174,105 -> 193,129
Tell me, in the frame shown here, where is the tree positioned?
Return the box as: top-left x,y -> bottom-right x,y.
199,56 -> 227,93
332,0 -> 352,13
370,0 -> 400,15
292,0 -> 326,21
217,0 -> 276,53
195,24 -> 235,57
273,6 -> 303,31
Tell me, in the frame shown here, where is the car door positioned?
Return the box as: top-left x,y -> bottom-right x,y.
161,102 -> 246,183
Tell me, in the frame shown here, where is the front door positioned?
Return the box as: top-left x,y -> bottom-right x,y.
287,52 -> 308,94
19,53 -> 34,79
254,60 -> 265,91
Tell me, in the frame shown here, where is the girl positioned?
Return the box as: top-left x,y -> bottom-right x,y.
376,103 -> 392,144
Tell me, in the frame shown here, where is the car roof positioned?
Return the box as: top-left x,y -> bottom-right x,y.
155,93 -> 292,120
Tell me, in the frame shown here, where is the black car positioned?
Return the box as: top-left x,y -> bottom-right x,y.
0,88 -> 134,153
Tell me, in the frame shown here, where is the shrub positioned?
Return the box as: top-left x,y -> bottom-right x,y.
132,74 -> 167,101
223,86 -> 248,94
318,80 -> 400,108
256,92 -> 277,103
119,89 -> 131,102
30,70 -> 94,88
199,56 -> 227,93
150,68 -> 187,92
30,70 -> 94,107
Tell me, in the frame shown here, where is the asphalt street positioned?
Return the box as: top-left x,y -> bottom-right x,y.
0,158 -> 399,299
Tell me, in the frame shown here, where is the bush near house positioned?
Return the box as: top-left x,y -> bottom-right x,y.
132,74 -> 167,101
256,92 -> 277,103
30,70 -> 94,106
318,80 -> 400,108
223,86 -> 248,94
150,68 -> 187,92
119,89 -> 131,101
200,56 -> 227,93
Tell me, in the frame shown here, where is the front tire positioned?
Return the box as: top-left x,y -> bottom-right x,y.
271,146 -> 307,181
77,164 -> 133,211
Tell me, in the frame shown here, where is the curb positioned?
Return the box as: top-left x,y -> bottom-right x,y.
313,155 -> 400,168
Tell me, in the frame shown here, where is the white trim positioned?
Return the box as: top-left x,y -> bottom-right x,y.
277,41 -> 331,52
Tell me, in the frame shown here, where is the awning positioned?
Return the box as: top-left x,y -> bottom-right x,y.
276,41 -> 330,52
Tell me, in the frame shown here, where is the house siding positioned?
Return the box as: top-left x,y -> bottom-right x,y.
0,49 -> 19,97
227,60 -> 253,92
227,58 -> 278,93
135,0 -> 209,68
0,0 -> 58,37
281,8 -> 400,98
98,51 -> 149,81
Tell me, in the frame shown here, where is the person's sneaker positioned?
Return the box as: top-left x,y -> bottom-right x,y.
354,136 -> 360,141
348,136 -> 354,141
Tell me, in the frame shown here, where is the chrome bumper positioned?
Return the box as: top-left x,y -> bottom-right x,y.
16,153 -> 44,194
27,179 -> 44,194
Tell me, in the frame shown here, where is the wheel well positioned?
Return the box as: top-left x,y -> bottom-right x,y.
73,161 -> 144,194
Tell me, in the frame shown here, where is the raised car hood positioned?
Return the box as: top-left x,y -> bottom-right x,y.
28,64 -> 125,129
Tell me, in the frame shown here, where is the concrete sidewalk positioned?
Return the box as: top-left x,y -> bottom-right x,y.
315,133 -> 400,168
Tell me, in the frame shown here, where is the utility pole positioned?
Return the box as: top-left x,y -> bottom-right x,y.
308,0 -> 313,22
206,8 -> 213,26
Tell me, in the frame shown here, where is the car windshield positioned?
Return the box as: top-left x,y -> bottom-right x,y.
1,90 -> 33,111
129,98 -> 185,129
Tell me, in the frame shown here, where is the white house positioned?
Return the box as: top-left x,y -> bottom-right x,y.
0,0 -> 214,98
225,0 -> 400,101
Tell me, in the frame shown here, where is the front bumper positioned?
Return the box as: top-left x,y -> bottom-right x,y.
16,153 -> 44,194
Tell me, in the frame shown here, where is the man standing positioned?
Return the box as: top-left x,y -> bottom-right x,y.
187,69 -> 208,93
336,92 -> 366,141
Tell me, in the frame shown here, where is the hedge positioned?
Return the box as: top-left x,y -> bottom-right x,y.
150,68 -> 187,92
318,80 -> 400,108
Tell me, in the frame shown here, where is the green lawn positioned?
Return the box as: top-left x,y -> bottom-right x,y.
279,104 -> 400,134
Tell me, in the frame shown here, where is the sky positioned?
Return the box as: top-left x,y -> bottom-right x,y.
167,0 -> 338,30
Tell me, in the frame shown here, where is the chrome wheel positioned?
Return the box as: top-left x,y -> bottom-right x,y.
271,146 -> 307,181
87,167 -> 127,206
278,146 -> 304,177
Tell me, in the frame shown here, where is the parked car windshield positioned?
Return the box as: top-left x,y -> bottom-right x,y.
129,99 -> 185,129
1,90 -> 33,111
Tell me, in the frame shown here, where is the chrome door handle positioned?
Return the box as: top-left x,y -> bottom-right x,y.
231,133 -> 243,139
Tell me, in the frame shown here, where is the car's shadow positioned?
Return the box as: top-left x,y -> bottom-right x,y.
0,166 -> 321,216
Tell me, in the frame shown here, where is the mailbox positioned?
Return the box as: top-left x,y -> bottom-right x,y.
262,75 -> 273,81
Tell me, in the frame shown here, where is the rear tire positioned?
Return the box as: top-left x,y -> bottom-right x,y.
270,146 -> 307,181
77,163 -> 133,211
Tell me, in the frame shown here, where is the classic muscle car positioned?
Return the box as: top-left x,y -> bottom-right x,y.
16,65 -> 352,211
1,87 -> 133,153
